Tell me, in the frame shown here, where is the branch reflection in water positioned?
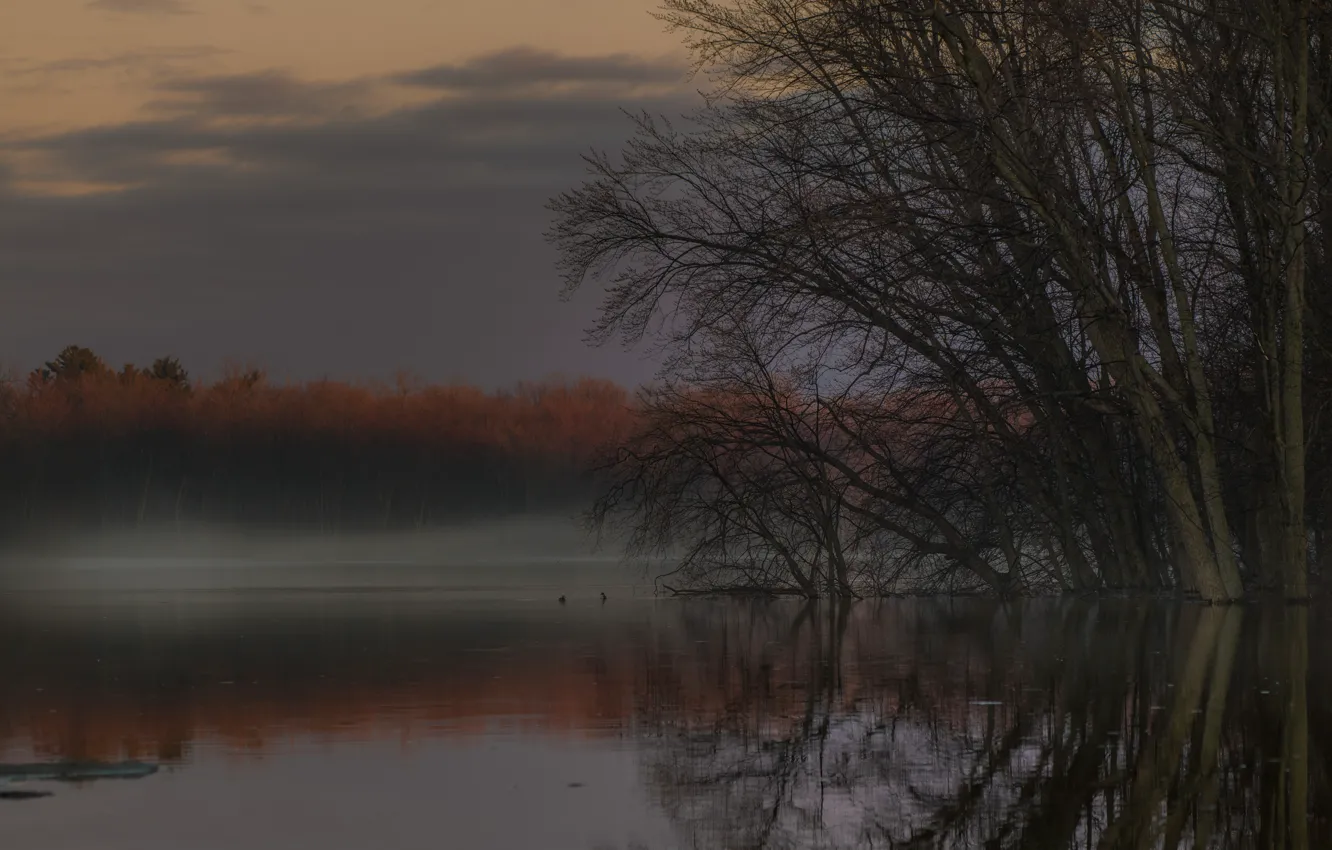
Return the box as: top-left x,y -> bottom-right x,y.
0,596 -> 1320,848
628,602 -> 1319,849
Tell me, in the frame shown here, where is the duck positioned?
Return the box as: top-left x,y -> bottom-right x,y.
600,592 -> 607,602
558,595 -> 567,604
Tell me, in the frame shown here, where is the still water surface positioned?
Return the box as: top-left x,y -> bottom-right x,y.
0,546 -> 1324,848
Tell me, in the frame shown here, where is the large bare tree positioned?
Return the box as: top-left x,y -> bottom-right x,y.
552,0 -> 1328,599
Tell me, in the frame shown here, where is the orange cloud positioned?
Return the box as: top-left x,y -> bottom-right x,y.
87,0 -> 194,14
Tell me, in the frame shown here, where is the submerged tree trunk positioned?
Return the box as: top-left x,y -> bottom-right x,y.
1100,605 -> 1241,848
1265,606 -> 1310,849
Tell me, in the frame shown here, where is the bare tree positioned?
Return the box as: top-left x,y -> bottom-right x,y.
552,0 -> 1328,599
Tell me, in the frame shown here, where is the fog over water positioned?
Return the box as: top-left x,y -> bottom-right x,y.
0,515 -> 646,596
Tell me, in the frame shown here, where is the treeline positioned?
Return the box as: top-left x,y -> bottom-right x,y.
0,346 -> 636,531
553,0 -> 1332,599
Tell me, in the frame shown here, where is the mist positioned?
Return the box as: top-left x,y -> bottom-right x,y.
0,515 -> 643,597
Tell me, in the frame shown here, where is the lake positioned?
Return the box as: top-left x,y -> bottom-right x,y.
0,529 -> 1324,848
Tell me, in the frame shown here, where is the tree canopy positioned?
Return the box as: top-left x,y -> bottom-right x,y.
551,0 -> 1332,600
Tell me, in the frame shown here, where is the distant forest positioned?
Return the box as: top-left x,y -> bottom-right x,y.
0,345 -> 636,532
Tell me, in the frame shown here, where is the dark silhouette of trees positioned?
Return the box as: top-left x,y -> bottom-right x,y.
148,357 -> 190,392
38,345 -> 108,383
551,0 -> 1332,599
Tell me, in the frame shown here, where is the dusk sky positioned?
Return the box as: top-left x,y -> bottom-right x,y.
0,0 -> 693,386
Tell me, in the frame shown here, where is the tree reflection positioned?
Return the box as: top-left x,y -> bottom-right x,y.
633,602 -> 1317,849
0,596 -> 1319,847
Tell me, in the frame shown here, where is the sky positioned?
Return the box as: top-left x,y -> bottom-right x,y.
0,0 -> 695,387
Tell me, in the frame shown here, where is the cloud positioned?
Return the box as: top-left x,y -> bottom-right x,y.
0,49 -> 694,386
3,46 -> 230,78
147,70 -> 376,118
87,0 -> 194,13
395,47 -> 688,93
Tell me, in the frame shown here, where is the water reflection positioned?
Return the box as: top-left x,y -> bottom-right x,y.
0,594 -> 1323,848
634,602 -> 1321,849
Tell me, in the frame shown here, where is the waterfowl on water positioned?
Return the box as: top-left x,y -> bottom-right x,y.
600,592 -> 607,602
558,595 -> 566,604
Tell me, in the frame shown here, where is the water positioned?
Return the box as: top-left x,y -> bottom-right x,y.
0,547 -> 1324,848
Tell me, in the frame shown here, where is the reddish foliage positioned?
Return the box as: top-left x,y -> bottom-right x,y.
0,366 -> 639,530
